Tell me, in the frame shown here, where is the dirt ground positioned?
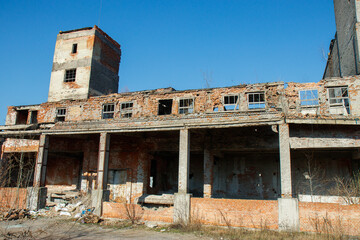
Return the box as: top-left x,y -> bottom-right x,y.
0,217 -> 210,240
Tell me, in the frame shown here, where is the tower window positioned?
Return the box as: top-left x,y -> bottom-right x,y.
56,108 -> 66,122
102,103 -> 115,119
64,69 -> 76,82
72,43 -> 78,54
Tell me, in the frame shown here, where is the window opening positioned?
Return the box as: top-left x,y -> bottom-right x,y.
223,95 -> 239,111
120,102 -> 133,118
102,103 -> 115,119
16,110 -> 28,125
30,111 -> 38,124
179,98 -> 194,114
64,69 -> 76,82
72,43 -> 78,54
158,99 -> 173,115
299,90 -> 319,106
56,108 -> 66,122
328,86 -> 350,114
248,92 -> 265,109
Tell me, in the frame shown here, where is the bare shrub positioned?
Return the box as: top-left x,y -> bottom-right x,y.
331,171 -> 360,205
217,209 -> 232,229
123,203 -> 144,224
309,212 -> 345,238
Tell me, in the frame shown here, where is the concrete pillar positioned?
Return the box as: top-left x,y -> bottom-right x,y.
203,141 -> 213,198
278,124 -> 299,231
34,135 -> 49,187
92,132 -> 110,216
0,137 -> 4,160
174,128 -> 191,223
29,134 -> 49,210
278,124 -> 292,198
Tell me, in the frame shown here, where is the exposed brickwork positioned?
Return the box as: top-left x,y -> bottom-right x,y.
102,202 -> 174,223
191,198 -> 279,229
0,188 -> 27,209
299,202 -> 360,236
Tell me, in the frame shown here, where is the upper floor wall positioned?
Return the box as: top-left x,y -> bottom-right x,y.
5,76 -> 360,127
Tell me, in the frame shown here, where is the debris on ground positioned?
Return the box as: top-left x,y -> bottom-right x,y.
1,209 -> 31,221
79,212 -> 101,224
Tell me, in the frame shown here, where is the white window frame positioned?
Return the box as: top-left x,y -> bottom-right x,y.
102,103 -> 115,119
179,98 -> 194,114
223,95 -> 240,111
327,86 -> 350,114
121,101 -> 133,118
247,92 -> 266,109
299,89 -> 319,107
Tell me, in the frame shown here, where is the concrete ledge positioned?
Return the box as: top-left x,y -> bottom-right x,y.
278,198 -> 299,231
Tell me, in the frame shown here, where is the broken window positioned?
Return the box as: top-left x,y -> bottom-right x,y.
72,43 -> 78,54
299,90 -> 319,106
30,111 -> 38,124
56,108 -> 66,122
179,98 -> 194,114
16,110 -> 28,125
102,103 -> 115,119
248,92 -> 265,109
120,102 -> 133,118
158,99 -> 173,115
64,69 -> 76,82
223,95 -> 239,111
328,86 -> 350,114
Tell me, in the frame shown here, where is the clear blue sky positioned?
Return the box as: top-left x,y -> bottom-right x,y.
0,0 -> 335,124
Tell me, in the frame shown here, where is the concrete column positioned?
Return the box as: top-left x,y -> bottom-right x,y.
278,124 -> 299,231
203,141 -> 213,198
34,135 -> 49,187
0,138 -> 4,160
278,124 -> 292,198
92,132 -> 110,216
29,134 -> 49,211
174,128 -> 191,223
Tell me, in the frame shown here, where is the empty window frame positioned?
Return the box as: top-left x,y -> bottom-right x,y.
248,92 -> 265,109
328,86 -> 350,114
299,90 -> 319,107
120,102 -> 133,118
72,43 -> 78,54
102,103 -> 115,119
158,99 -> 173,115
64,69 -> 76,82
30,111 -> 38,124
179,98 -> 194,114
56,108 -> 66,122
16,110 -> 29,125
223,95 -> 239,111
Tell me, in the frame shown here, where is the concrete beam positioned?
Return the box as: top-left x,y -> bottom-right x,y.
34,135 -> 49,187
290,137 -> 360,149
279,124 -> 292,198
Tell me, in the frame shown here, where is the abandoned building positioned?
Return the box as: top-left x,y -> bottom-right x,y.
1,0 -> 360,234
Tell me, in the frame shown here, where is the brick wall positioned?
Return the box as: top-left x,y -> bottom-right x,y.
0,187 -> 27,209
299,202 -> 360,236
191,198 -> 279,229
102,202 -> 174,223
